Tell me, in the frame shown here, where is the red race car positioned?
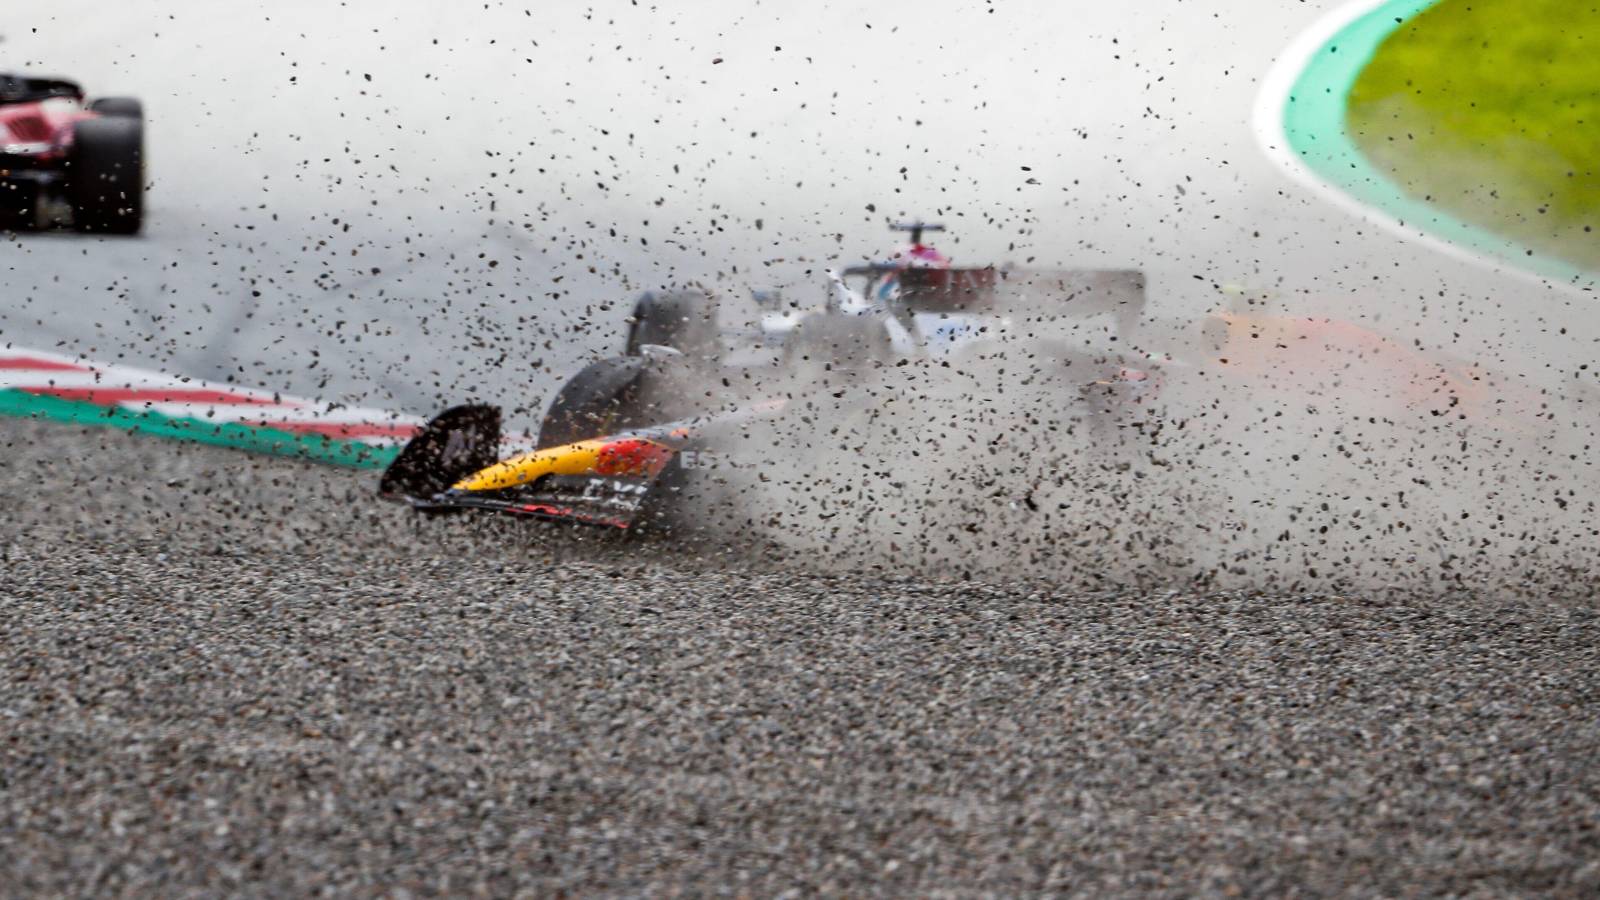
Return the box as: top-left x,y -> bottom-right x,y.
0,73 -> 144,234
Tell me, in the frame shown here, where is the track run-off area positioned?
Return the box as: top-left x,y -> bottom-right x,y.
2,1 -> 1598,894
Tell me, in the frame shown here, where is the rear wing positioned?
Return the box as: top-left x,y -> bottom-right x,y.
0,74 -> 84,105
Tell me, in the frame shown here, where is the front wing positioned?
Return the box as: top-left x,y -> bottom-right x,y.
404,473 -> 659,529
380,403 -> 725,530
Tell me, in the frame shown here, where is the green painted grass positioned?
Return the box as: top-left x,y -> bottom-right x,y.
1348,0 -> 1600,271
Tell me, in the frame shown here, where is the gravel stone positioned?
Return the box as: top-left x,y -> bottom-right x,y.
2,417 -> 1597,896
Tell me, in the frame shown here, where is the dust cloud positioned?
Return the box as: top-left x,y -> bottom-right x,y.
690,301 -> 1600,598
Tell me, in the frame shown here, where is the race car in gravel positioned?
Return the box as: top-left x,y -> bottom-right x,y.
630,223 -> 1148,371
0,73 -> 144,233
378,389 -> 773,530
380,224 -> 1156,529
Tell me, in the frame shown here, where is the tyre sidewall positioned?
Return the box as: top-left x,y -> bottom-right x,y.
69,117 -> 144,234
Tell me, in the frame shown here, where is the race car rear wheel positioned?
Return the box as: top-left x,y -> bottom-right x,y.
88,97 -> 144,119
782,313 -> 894,371
68,117 -> 144,235
624,289 -> 719,362
0,180 -> 37,231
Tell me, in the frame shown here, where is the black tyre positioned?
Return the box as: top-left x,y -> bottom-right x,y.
68,117 -> 144,235
537,357 -> 655,449
782,313 -> 894,370
88,97 -> 143,119
0,179 -> 38,231
624,289 -> 719,362
959,336 -> 1112,380
539,354 -> 709,449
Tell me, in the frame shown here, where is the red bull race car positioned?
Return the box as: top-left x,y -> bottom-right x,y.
380,223 -> 1155,530
0,73 -> 144,233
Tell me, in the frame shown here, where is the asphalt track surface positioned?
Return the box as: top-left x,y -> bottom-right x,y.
3,416 -> 1598,896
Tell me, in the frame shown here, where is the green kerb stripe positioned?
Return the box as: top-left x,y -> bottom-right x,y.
0,388 -> 401,470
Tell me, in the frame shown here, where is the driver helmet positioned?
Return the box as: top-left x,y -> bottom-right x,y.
870,240 -> 951,305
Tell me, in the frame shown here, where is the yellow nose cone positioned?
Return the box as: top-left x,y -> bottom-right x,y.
452,439 -> 607,492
